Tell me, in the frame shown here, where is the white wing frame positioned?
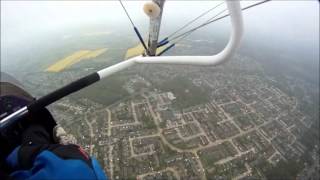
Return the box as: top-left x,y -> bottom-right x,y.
98,1 -> 243,79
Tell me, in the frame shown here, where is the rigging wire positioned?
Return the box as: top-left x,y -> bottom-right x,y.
170,0 -> 272,43
166,1 -> 225,39
118,0 -> 150,55
119,0 -> 135,27
170,8 -> 228,43
157,0 -> 272,56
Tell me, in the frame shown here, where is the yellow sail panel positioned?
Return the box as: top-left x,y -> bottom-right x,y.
46,48 -> 108,72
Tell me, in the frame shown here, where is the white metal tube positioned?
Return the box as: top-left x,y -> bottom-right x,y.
134,1 -> 243,66
0,106 -> 28,128
97,58 -> 136,79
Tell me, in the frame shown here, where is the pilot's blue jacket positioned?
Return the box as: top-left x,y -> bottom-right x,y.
5,125 -> 107,180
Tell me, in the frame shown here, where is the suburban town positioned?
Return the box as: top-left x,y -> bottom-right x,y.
21,54 -> 315,180
1,0 -> 319,179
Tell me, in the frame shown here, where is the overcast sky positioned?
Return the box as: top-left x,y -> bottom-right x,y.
1,1 -> 319,50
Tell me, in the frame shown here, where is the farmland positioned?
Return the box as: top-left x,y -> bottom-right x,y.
46,48 -> 108,72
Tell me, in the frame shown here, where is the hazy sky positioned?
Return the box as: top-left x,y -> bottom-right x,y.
1,1 -> 319,50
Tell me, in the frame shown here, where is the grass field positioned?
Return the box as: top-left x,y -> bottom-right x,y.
46,48 -> 108,72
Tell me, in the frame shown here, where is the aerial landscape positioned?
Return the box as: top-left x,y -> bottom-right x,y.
1,1 -> 319,180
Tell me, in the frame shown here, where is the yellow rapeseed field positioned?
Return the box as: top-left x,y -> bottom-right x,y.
125,44 -> 167,59
46,48 -> 108,72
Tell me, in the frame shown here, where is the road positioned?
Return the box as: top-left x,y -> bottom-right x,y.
105,91 -> 297,180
